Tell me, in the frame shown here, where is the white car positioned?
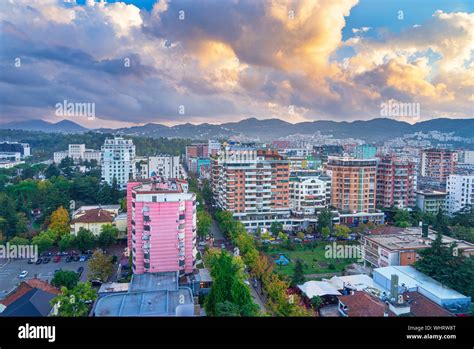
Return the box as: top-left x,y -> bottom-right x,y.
19,270 -> 28,278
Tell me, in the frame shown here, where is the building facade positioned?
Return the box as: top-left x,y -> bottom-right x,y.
327,157 -> 378,213
101,137 -> 136,190
289,177 -> 328,216
211,145 -> 290,230
148,155 -> 182,179
376,155 -> 417,209
446,174 -> 474,215
415,190 -> 447,214
420,148 -> 457,187
53,144 -> 101,164
127,178 -> 197,275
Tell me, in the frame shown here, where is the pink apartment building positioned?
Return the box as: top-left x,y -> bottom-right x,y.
127,178 -> 197,275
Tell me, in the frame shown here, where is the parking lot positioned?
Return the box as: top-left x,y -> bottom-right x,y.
0,257 -> 90,294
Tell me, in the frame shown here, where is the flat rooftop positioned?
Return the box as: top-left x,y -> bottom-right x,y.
374,266 -> 470,302
94,272 -> 195,317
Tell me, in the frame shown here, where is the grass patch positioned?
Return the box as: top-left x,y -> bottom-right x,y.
265,242 -> 358,276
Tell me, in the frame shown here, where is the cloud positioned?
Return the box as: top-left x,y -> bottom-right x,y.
0,0 -> 472,126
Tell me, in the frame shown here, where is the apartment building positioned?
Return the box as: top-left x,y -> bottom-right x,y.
327,157 -> 378,213
54,144 -> 101,164
148,155 -> 183,179
101,137 -> 136,190
289,176 -> 328,216
420,148 -> 457,186
127,178 -> 197,275
211,145 -> 290,230
376,155 -> 417,209
446,174 -> 474,215
415,190 -> 447,214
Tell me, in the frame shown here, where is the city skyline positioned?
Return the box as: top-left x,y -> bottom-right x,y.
1,0 -> 473,129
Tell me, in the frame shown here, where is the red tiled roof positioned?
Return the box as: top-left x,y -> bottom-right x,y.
403,292 -> 453,317
71,208 -> 113,224
1,279 -> 59,306
339,291 -> 394,317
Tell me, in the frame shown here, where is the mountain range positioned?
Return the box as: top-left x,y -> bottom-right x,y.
1,117 -> 473,142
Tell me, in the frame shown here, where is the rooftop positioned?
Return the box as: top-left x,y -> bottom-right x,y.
94,272 -> 195,317
339,291 -> 392,317
71,208 -> 114,224
374,266 -> 471,302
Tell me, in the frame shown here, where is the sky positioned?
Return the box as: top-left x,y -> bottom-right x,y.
0,0 -> 473,128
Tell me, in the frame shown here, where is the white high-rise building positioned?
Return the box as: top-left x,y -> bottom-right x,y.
101,137 -> 136,190
446,174 -> 474,215
148,155 -> 182,179
289,177 -> 328,216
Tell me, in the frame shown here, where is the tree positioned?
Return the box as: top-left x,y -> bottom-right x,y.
296,232 -> 305,240
204,250 -> 258,317
51,282 -> 97,317
334,225 -> 351,239
51,270 -> 79,290
292,259 -> 305,286
270,221 -> 283,236
48,206 -> 70,237
32,232 -> 54,253
415,232 -> 474,299
45,164 -> 60,179
215,301 -> 241,317
277,232 -> 288,241
317,209 -> 333,232
58,234 -> 76,251
97,224 -> 118,249
321,226 -> 331,239
75,228 -> 96,251
311,295 -> 324,316
197,210 -> 212,239
394,209 -> 411,227
88,250 -> 114,282
9,236 -> 30,245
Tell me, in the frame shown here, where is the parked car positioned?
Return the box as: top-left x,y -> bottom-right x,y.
54,268 -> 62,274
43,257 -> 51,264
77,266 -> 84,276
35,258 -> 42,265
79,255 -> 87,262
66,255 -> 72,263
294,238 -> 303,243
19,270 -> 28,278
198,241 -> 207,247
53,255 -> 61,263
27,258 -> 35,264
73,254 -> 80,262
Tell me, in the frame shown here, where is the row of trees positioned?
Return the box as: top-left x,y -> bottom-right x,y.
215,211 -> 313,316
392,206 -> 474,243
